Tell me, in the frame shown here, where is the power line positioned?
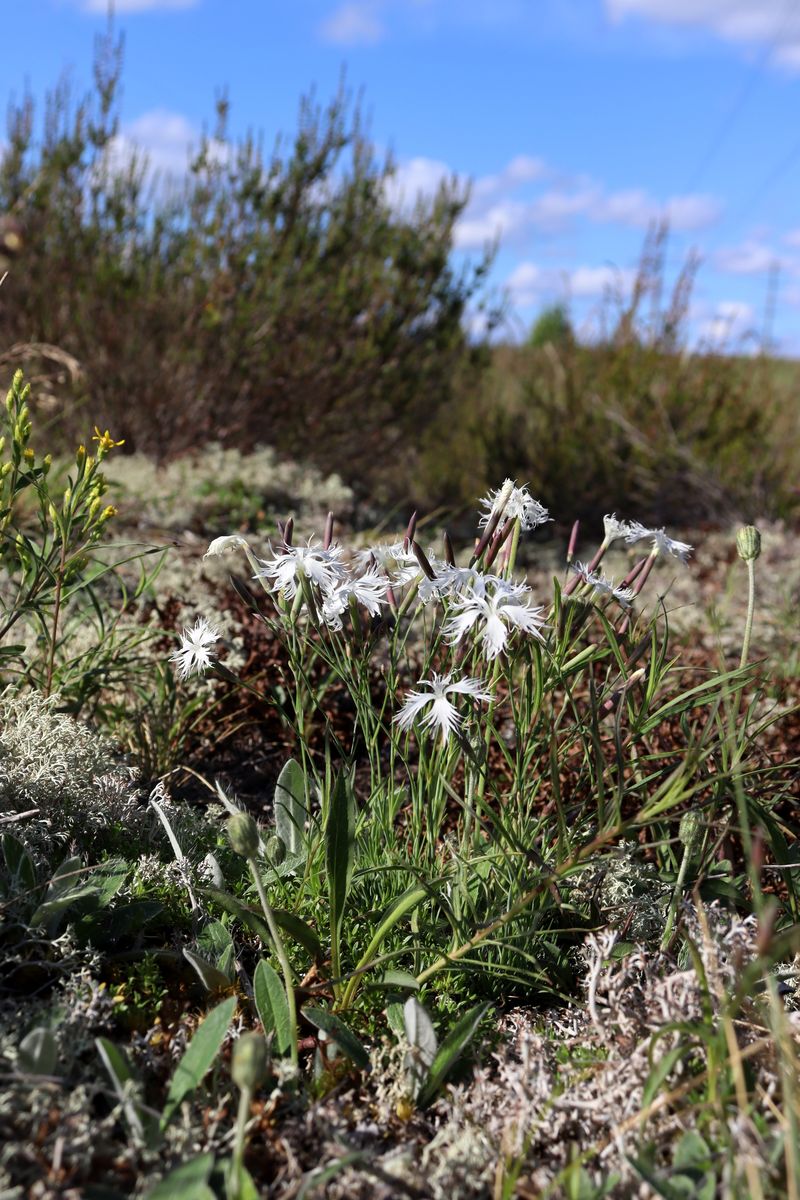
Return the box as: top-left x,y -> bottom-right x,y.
684,0 -> 798,192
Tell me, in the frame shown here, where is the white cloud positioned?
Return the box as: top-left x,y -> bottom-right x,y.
605,1 -> 800,69
506,260 -> 636,306
592,188 -> 721,230
473,154 -> 548,199
569,264 -> 637,296
506,261 -> 546,307
454,200 -> 531,248
103,109 -> 229,180
715,239 -> 779,274
383,156 -> 460,211
387,150 -> 720,251
663,194 -> 722,231
784,228 -> 800,248
80,0 -> 199,11
697,299 -> 756,341
318,1 -> 385,45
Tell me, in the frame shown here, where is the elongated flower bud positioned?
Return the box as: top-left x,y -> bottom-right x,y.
323,511 -> 335,550
232,1032 -> 269,1090
226,812 -> 260,859
678,810 -> 702,854
403,510 -> 418,552
736,525 -> 761,563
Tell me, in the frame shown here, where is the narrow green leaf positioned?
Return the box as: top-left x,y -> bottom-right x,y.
302,1007 -> 370,1070
627,1155 -> 683,1200
352,885 -> 427,982
274,758 -> 307,856
202,887 -> 271,944
326,773 -> 355,942
253,959 -> 292,1056
271,907 -> 323,961
2,833 -> 36,891
297,1152 -> 368,1200
385,1002 -> 405,1039
144,1153 -> 215,1200
197,919 -> 234,961
183,949 -> 235,994
641,1043 -> 687,1110
403,997 -> 437,1064
418,1002 -> 488,1108
225,1157 -> 259,1200
378,969 -> 419,991
161,995 -> 237,1128
673,1130 -> 711,1171
91,858 -> 129,907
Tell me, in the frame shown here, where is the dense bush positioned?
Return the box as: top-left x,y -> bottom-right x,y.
420,229 -> 799,523
0,29 -> 494,502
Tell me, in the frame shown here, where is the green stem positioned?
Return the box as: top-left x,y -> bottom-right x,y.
660,840 -> 693,951
739,557 -> 756,672
230,1084 -> 252,1197
248,859 -> 299,1070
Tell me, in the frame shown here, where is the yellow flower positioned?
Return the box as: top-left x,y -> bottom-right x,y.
92,426 -> 125,455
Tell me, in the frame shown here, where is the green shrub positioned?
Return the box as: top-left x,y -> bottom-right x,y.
0,30 -> 494,504
419,229 -> 799,522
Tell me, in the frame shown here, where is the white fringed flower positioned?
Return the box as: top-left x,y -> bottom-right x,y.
205,534 -> 249,558
256,539 -> 347,598
418,563 -> 484,604
322,569 -> 389,630
170,616 -> 220,680
625,522 -> 693,563
570,562 -> 634,608
602,513 -> 631,545
394,672 -> 492,743
443,578 -> 546,660
478,479 -> 550,532
354,541 -> 420,586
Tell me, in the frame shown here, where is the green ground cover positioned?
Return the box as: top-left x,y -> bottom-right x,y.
1,368 -> 798,1199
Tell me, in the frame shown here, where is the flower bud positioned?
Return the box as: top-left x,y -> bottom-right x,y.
678,810 -> 702,854
736,526 -> 761,563
264,833 -> 287,865
23,447 -> 34,465
231,1032 -> 269,1090
226,812 -> 260,859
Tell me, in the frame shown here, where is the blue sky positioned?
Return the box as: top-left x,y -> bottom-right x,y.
6,0 -> 800,351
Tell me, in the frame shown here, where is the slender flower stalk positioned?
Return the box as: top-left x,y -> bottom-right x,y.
227,813 -> 299,1071
737,526 -> 761,671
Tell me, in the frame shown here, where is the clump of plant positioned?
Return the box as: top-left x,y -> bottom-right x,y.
2,454 -> 796,1197
0,368 -> 163,716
